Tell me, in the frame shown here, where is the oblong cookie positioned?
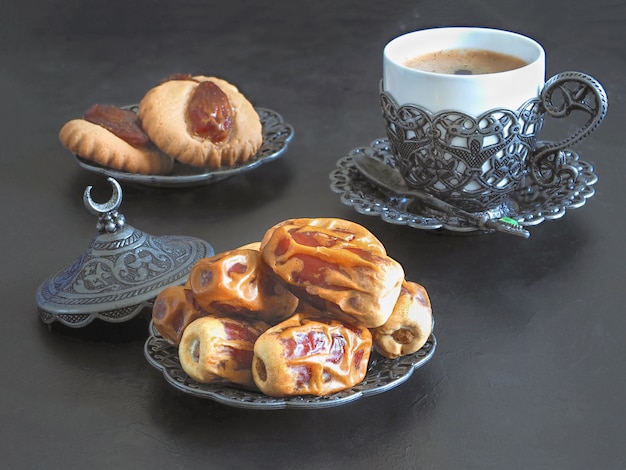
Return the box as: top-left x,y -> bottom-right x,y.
138,76 -> 262,168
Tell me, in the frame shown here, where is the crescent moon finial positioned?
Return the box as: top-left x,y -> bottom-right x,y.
83,177 -> 123,216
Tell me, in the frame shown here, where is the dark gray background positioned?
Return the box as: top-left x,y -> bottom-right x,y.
2,1 -> 624,468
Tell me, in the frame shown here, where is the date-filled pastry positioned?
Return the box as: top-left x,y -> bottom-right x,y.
252,312 -> 372,397
59,104 -> 174,175
151,285 -> 208,346
260,217 -> 404,328
187,248 -> 299,325
138,75 -> 262,168
178,315 -> 269,388
371,280 -> 433,359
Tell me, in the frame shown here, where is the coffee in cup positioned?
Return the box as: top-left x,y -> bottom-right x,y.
404,48 -> 528,75
381,27 -> 608,215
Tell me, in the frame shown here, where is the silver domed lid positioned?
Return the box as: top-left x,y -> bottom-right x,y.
36,178 -> 214,328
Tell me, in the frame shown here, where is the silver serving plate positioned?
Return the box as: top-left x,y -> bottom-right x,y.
144,321 -> 437,410
330,138 -> 598,233
36,178 -> 214,327
74,107 -> 294,188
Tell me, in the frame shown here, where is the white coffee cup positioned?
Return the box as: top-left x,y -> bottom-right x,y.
380,27 -> 608,214
383,27 -> 545,116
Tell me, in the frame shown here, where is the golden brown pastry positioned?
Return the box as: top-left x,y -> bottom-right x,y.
252,312 -> 372,397
187,248 -> 299,325
59,104 -> 174,175
138,75 -> 262,168
151,285 -> 208,346
371,280 -> 433,359
178,315 -> 269,387
259,217 -> 404,328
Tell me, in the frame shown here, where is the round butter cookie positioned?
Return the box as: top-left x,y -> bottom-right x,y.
138,75 -> 262,168
59,104 -> 174,175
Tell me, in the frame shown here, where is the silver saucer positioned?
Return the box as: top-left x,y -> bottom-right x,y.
144,320 -> 436,410
330,138 -> 598,233
74,107 -> 294,188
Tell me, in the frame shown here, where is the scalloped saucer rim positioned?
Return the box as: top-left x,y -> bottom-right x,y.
330,138 -> 598,233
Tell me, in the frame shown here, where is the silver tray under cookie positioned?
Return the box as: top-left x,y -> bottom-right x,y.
330,138 -> 598,233
144,321 -> 436,410
74,107 -> 294,188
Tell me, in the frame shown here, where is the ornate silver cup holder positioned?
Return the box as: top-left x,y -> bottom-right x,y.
330,138 -> 598,233
378,72 -> 607,216
338,72 -> 605,233
36,178 -> 214,328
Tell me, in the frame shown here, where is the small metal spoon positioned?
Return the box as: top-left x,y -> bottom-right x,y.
352,153 -> 530,238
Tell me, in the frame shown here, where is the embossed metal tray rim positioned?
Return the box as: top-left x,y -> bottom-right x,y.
74,107 -> 294,188
330,138 -> 598,233
144,321 -> 436,410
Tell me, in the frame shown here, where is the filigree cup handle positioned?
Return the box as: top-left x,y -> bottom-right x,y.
530,71 -> 608,186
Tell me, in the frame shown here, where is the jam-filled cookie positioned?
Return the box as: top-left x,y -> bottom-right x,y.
138,75 -> 263,168
59,104 -> 174,175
